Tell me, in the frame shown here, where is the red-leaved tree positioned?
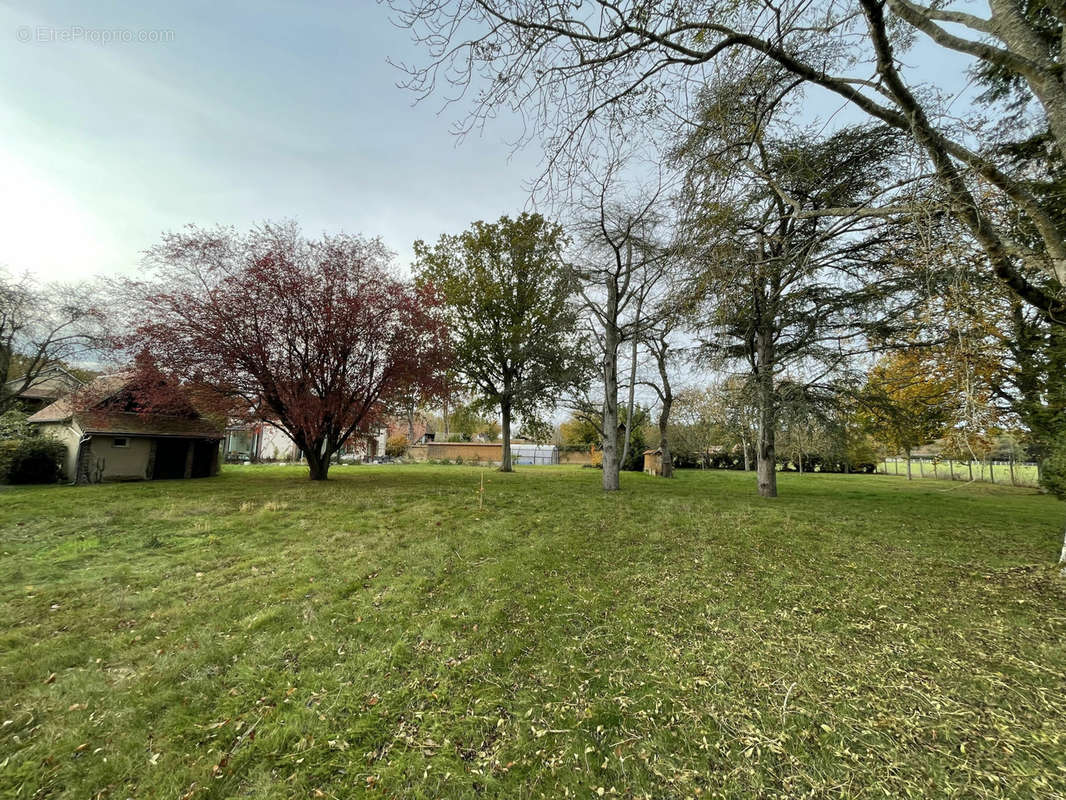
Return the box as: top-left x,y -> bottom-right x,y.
123,221 -> 449,480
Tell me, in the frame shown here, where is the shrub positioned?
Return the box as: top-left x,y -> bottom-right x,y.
1040,435 -> 1066,500
385,434 -> 409,458
3,437 -> 66,484
0,410 -> 31,439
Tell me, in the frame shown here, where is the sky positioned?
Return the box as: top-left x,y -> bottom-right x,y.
1,2 -> 980,286
0,0 -> 544,282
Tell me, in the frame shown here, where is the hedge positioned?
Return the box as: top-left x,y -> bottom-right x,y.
0,437 -> 67,484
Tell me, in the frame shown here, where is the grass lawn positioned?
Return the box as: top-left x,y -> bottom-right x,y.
2,465 -> 1065,799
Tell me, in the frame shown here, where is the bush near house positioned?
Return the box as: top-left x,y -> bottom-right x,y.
0,437 -> 66,484
0,409 -> 32,438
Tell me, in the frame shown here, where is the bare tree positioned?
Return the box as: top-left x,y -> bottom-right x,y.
390,0 -> 1066,317
0,271 -> 103,414
568,156 -> 670,490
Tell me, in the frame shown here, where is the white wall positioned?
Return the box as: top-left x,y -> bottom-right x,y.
258,426 -> 300,461
86,436 -> 152,481
34,422 -> 81,480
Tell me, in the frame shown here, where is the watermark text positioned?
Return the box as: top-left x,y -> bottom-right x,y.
17,25 -> 175,44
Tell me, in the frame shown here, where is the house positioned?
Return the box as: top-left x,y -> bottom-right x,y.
386,416 -> 435,445
27,374 -> 223,483
223,420 -> 387,463
3,366 -> 84,412
224,422 -> 302,462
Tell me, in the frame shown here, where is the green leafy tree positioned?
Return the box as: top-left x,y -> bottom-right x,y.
558,413 -> 599,447
860,352 -> 957,479
415,213 -> 586,471
516,416 -> 553,444
678,89 -> 920,497
447,401 -> 492,442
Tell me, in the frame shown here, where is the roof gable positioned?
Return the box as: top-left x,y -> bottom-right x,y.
27,373 -> 222,438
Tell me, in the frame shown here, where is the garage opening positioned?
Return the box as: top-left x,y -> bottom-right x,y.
153,439 -> 189,480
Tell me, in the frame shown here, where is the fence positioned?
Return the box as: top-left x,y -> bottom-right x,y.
407,442 -> 562,465
879,457 -> 1039,487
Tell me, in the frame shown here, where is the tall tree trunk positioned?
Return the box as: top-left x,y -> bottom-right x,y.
602,351 -> 620,491
755,330 -> 777,498
406,400 -> 416,443
742,439 -> 751,471
619,295 -> 643,470
601,268 -> 623,492
442,391 -> 450,439
654,334 -> 673,478
657,390 -> 673,478
905,448 -> 912,480
500,397 -> 513,472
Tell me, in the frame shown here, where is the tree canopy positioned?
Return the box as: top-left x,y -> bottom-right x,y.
414,212 -> 587,470
124,221 -> 449,480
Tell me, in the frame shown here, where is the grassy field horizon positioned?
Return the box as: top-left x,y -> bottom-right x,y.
2,465 -> 1065,798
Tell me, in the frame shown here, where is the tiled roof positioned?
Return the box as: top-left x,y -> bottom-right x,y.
4,368 -> 84,400
74,411 -> 223,438
27,374 -> 223,438
26,396 -> 75,423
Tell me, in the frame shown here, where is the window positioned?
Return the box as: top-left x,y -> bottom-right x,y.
112,437 -> 130,448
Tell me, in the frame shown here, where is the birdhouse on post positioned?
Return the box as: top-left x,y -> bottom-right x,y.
643,448 -> 664,477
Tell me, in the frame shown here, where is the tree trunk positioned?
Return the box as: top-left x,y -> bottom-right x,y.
989,457 -> 995,483
906,449 -> 912,480
755,331 -> 777,498
1060,515 -> 1066,575
949,459 -> 955,481
602,366 -> 620,491
601,262 -> 623,492
500,397 -> 513,472
658,391 -> 673,478
654,335 -> 673,478
619,297 -> 642,470
306,448 -> 330,481
1009,456 -> 1016,486
742,440 -> 751,471
442,392 -> 450,439
968,460 -> 974,481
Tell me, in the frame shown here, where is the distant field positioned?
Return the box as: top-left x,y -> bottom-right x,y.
2,465 -> 1064,798
879,459 -> 1041,487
